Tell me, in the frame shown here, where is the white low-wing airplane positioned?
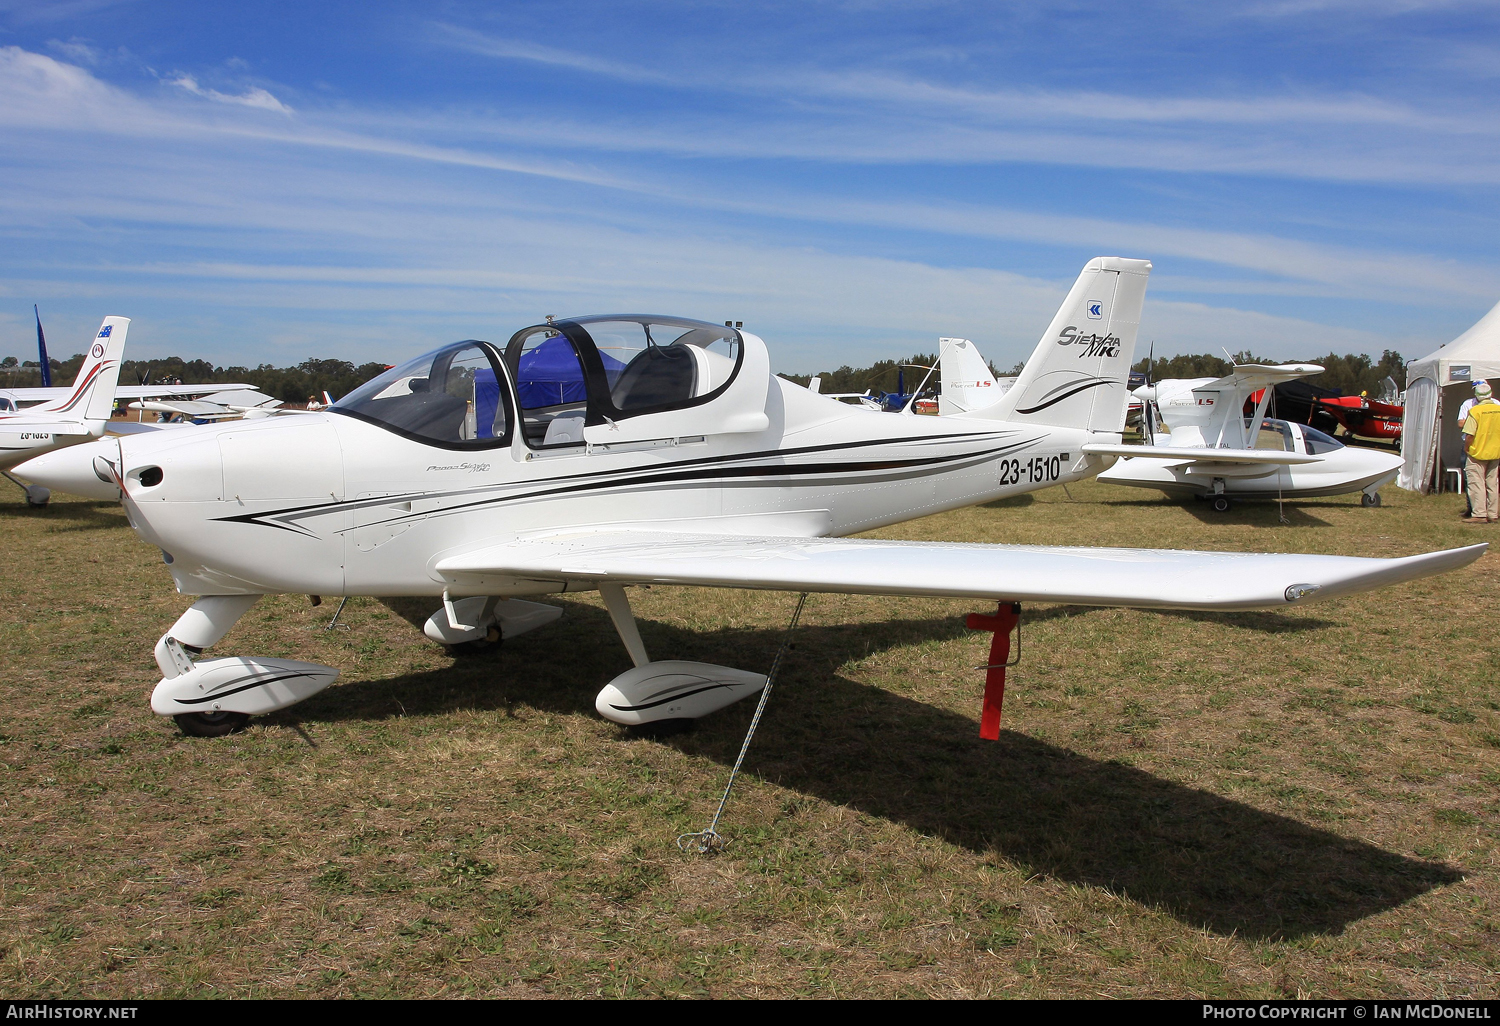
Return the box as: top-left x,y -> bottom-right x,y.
128,389 -> 283,422
1089,364 -> 1404,511
15,259 -> 1483,742
0,317 -> 129,506
937,336 -> 1014,416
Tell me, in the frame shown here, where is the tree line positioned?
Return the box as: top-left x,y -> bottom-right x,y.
780,348 -> 1409,398
3,344 -> 1412,403
1132,350 -> 1408,397
0,354 -> 392,403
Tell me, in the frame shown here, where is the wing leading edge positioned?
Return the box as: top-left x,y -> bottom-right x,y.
434,532 -> 1486,612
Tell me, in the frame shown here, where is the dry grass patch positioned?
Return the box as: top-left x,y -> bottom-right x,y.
0,480 -> 1496,997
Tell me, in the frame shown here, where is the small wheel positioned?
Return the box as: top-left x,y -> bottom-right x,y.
24,486 -> 50,508
1361,492 -> 1381,507
1211,496 -> 1231,512
173,711 -> 250,737
448,625 -> 503,657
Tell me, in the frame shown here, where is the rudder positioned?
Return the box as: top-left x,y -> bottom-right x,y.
36,317 -> 129,421
975,257 -> 1150,434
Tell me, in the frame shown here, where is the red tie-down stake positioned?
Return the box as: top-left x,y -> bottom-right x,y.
966,602 -> 1020,740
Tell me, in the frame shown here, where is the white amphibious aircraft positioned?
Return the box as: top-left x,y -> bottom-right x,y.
1089,364 -> 1404,511
0,317 -> 129,506
17,259 -> 1483,741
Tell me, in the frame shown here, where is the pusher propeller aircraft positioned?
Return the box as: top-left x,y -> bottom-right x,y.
0,316 -> 129,507
1090,363 -> 1404,511
16,259 -> 1483,746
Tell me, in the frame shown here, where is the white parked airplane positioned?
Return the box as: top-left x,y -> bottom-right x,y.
128,389 -> 283,422
937,337 -> 1014,416
1090,364 -> 1404,511
16,259 -> 1482,744
0,317 -> 129,506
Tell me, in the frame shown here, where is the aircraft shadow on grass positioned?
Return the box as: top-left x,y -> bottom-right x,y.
285,597 -> 1456,942
0,499 -> 127,534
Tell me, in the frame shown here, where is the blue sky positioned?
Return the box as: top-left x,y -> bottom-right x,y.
1,0 -> 1498,374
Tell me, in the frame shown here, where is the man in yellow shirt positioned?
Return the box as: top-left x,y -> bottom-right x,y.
1462,380 -> 1500,523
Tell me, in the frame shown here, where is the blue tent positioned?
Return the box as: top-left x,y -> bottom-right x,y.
474,368 -> 501,438
472,337 -> 631,433
516,335 -> 627,408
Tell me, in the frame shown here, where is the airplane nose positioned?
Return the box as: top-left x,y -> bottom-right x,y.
11,437 -> 122,501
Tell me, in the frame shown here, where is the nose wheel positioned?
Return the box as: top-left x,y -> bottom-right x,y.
1211,496 -> 1231,512
2,472 -> 49,508
173,711 -> 250,737
1361,491 -> 1382,507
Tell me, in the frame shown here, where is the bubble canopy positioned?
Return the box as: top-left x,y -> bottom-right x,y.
331,315 -> 745,449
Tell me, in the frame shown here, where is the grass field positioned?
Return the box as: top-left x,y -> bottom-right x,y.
0,479 -> 1496,998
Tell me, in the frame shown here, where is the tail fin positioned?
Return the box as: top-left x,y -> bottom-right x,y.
937,337 -> 1002,415
970,257 -> 1151,433
35,316 -> 129,421
35,306 -> 52,388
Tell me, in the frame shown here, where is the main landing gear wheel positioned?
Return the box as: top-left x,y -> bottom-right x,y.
1361,492 -> 1382,507
1211,496 -> 1231,512
173,711 -> 251,737
448,626 -> 503,657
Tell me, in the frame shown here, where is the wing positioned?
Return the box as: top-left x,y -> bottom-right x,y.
1083,443 -> 1318,466
434,531 -> 1486,612
117,383 -> 259,399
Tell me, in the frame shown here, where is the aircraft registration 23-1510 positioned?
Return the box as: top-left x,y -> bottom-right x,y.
12,258 -> 1485,755
998,455 -> 1065,486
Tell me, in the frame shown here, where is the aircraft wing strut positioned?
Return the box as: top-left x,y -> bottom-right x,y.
435,533 -> 1487,612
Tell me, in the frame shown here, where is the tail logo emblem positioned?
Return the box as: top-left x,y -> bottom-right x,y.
98,325 -> 112,338
1087,301 -> 1104,320
90,343 -> 105,359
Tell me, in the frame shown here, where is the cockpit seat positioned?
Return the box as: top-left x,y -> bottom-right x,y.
543,409 -> 586,445
610,345 -> 697,411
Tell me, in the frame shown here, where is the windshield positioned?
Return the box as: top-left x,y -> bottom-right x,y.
1250,418 -> 1294,452
331,341 -> 511,449
1300,423 -> 1345,454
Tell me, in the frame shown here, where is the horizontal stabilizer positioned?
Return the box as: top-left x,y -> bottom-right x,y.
1083,443 -> 1320,466
435,531 -> 1486,613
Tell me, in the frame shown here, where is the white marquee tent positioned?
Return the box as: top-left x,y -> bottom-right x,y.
1400,299 -> 1500,493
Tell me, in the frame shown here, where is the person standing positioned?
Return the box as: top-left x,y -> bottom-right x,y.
1458,382 -> 1484,517
1462,380 -> 1500,523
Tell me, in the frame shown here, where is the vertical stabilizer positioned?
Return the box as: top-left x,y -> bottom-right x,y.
937,337 -> 1003,415
969,257 -> 1151,434
35,317 -> 129,421
35,306 -> 51,388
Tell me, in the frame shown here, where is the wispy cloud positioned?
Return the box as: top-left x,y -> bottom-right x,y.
0,38 -> 1488,369
167,73 -> 292,114
423,26 -> 1500,186
430,22 -> 671,84
45,36 -> 99,65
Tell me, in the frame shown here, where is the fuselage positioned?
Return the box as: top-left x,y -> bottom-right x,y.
0,411 -> 102,471
112,376 -> 1100,598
